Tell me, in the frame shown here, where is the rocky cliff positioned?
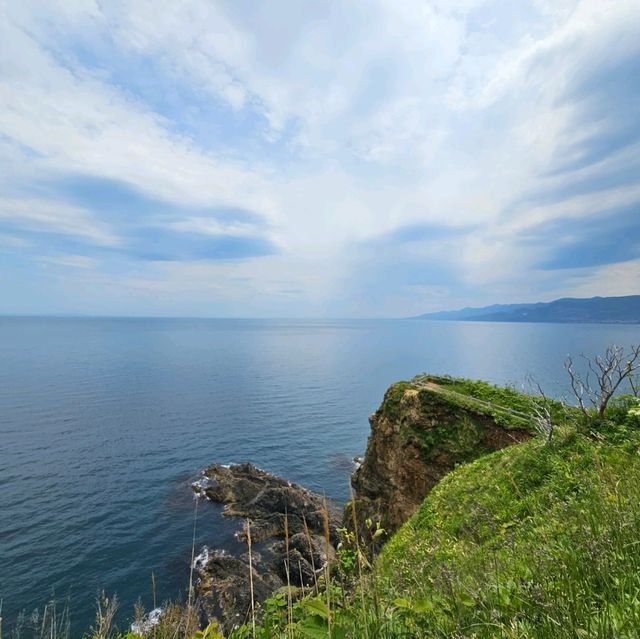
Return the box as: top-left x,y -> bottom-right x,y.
348,375 -> 534,549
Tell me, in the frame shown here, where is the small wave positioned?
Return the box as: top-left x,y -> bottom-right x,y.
193,545 -> 211,570
131,607 -> 163,634
328,452 -> 361,473
191,474 -> 215,497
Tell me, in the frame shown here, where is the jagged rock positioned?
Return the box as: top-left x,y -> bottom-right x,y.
194,463 -> 340,540
195,550 -> 282,631
271,532 -> 333,587
192,463 -> 340,632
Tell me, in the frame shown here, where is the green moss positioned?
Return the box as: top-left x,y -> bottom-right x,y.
413,373 -> 571,426
401,396 -> 494,462
383,378 -> 535,465
380,381 -> 414,421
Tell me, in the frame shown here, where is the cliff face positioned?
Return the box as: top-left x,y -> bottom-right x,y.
349,376 -> 533,549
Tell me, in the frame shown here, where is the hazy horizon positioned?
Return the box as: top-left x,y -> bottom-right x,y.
1,292 -> 638,321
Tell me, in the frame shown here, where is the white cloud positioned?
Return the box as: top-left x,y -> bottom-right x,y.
36,254 -> 349,317
0,6 -> 273,215
0,0 -> 638,315
507,183 -> 640,234
0,233 -> 31,249
0,196 -> 119,246
560,259 -> 640,299
39,254 -> 98,269
162,217 -> 266,239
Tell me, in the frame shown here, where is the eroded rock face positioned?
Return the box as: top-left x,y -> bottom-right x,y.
348,381 -> 532,551
192,463 -> 339,632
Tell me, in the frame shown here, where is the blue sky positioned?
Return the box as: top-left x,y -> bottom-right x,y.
0,0 -> 639,317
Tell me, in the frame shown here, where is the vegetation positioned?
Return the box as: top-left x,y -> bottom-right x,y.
413,374 -> 571,427
381,424 -> 640,637
7,347 -> 640,638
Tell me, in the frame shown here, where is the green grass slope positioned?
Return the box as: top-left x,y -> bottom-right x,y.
379,424 -> 640,638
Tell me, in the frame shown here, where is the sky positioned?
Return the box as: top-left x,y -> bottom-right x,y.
0,0 -> 639,318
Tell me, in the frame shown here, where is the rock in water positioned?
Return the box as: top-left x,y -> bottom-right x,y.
191,463 -> 339,632
195,462 -> 340,543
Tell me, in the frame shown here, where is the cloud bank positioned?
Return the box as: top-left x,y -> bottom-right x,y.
0,0 -> 638,316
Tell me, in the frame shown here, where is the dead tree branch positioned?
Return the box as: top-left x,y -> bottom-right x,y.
565,344 -> 640,420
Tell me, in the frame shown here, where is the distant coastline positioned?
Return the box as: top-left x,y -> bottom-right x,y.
410,295 -> 640,324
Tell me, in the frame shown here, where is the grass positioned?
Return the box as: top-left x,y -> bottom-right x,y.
7,378 -> 640,638
415,374 -> 542,414
380,377 -> 536,468
379,426 -> 640,637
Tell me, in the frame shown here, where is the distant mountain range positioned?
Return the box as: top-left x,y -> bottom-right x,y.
411,295 -> 640,324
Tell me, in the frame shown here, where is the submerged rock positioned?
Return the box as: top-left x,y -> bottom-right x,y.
192,463 -> 339,632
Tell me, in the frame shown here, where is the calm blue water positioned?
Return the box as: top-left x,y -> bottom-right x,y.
1,318 -> 638,633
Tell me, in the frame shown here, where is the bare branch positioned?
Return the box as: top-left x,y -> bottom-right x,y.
630,374 -> 639,398
565,344 -> 640,422
565,356 -> 589,417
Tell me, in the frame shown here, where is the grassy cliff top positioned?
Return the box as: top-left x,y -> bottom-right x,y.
379,374 -> 569,435
365,376 -> 640,637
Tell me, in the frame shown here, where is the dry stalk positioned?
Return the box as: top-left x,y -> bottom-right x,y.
246,519 -> 256,639
284,511 -> 294,639
322,499 -> 332,638
349,484 -> 369,639
303,518 -> 319,594
187,495 -> 199,630
92,592 -> 118,639
298,559 -> 306,598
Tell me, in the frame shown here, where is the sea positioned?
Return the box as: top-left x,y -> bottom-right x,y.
0,317 -> 638,633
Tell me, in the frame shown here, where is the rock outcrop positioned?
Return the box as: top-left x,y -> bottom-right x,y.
348,376 -> 533,551
192,463 -> 339,631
